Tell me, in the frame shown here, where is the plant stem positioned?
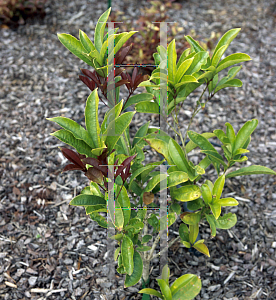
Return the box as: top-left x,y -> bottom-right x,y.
151,236 -> 181,260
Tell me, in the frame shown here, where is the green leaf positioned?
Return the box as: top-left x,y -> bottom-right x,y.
101,100 -> 123,134
209,203 -> 221,220
205,214 -> 216,237
85,89 -> 102,148
185,51 -> 209,75
179,223 -> 189,242
138,288 -> 164,299
114,198 -> 124,230
117,186 -> 131,226
70,194 -> 106,206
193,242 -> 210,257
214,78 -> 243,93
185,36 -> 205,53
211,45 -> 228,67
214,197 -> 239,206
171,185 -> 201,202
57,33 -> 94,66
187,198 -> 204,211
201,184 -> 212,204
114,247 -> 120,261
175,58 -> 194,84
144,173 -> 167,193
167,171 -> 189,188
225,122 -> 236,150
144,138 -> 174,165
136,245 -> 151,252
124,93 -> 154,111
79,30 -> 95,53
226,165 -> 276,178
212,28 -> 241,62
171,274 -> 201,299
181,241 -> 191,248
212,174 -> 225,201
121,235 -> 134,276
103,111 -> 135,154
47,117 -> 95,148
174,75 -> 198,90
132,121 -> 150,147
233,119 -> 258,155
168,139 -> 190,174
200,150 -> 227,168
183,212 -> 201,226
170,203 -> 182,215
215,53 -> 251,73
135,101 -> 160,114
147,213 -> 160,232
185,132 -> 215,153
94,8 -> 111,53
124,250 -> 143,287
161,264 -> 170,286
167,39 -> 177,83
50,129 -> 92,157
142,235 -> 152,244
156,279 -> 172,300
160,213 -> 177,229
114,31 -> 138,56
215,212 -> 237,229
89,212 -> 108,228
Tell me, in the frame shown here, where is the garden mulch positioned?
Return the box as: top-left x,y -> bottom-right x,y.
0,0 -> 276,299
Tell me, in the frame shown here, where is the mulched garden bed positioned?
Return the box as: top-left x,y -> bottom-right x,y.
0,0 -> 276,299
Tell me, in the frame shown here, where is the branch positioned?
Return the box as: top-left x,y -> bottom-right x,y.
151,236 -> 181,260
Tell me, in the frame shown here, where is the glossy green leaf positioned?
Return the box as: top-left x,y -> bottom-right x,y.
174,75 -> 198,90
124,250 -> 143,287
187,198 -> 204,211
145,138 -> 174,165
212,28 -> 241,61
176,49 -> 193,69
124,93 -> 154,111
212,174 -> 225,201
167,171 -> 189,188
215,212 -> 237,229
226,165 -> 276,178
205,214 -> 216,237
57,33 -> 94,66
201,184 -> 212,204
170,203 -> 181,215
114,247 -> 120,261
121,235 -> 134,276
103,111 -> 135,154
50,129 -> 92,157
94,8 -> 111,53
160,264 -> 170,287
225,122 -> 236,150
147,213 -> 160,232
171,185 -> 201,202
85,89 -> 102,148
183,212 -> 201,226
89,212 -> 108,228
138,288 -> 164,299
135,101 -> 159,114
132,121 -> 150,147
114,31 -> 138,56
117,186 -> 131,226
185,51 -> 209,75
79,30 -> 95,53
214,78 -> 242,93
114,198 -> 124,230
168,139 -> 190,174
85,205 -> 106,214
216,53 -> 251,73
214,197 -> 239,206
185,36 -> 205,53
193,242 -> 210,257
70,194 -> 106,206
211,45 -> 228,67
157,279 -> 172,300
144,173 -> 167,193
209,203 -> 221,220
233,119 -> 258,155
136,245 -> 151,252
47,117 -> 95,148
142,235 -> 152,244
175,58 -> 194,84
200,150 -> 227,168
185,132 -> 215,153
167,39 -> 177,83
101,100 -> 123,133
179,223 -> 189,242
171,274 -> 201,299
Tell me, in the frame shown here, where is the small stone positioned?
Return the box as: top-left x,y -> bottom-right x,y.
64,258 -> 73,265
207,284 -> 221,292
28,276 -> 37,286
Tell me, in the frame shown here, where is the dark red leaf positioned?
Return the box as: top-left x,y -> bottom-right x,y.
121,73 -> 131,91
79,75 -> 95,91
82,157 -> 108,177
85,167 -> 103,184
115,154 -> 137,178
115,44 -> 133,65
134,74 -> 149,90
63,164 -> 84,172
132,67 -> 138,86
115,79 -> 130,88
81,69 -> 101,86
115,68 -> 125,77
59,147 -> 85,170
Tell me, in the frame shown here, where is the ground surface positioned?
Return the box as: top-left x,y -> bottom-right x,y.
0,0 -> 276,299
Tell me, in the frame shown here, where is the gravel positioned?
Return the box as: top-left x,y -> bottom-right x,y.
0,0 -> 276,299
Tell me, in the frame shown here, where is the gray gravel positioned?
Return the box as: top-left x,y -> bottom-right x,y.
0,0 -> 276,299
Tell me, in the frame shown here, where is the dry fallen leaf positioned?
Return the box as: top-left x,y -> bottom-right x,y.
143,192 -> 154,205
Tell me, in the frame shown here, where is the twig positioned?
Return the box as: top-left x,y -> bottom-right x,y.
151,236 -> 181,260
